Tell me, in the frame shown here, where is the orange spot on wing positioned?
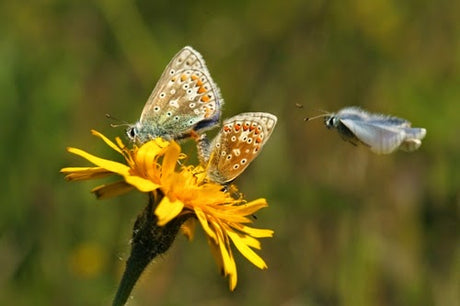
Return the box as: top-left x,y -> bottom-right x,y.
234,124 -> 241,132
255,137 -> 263,144
224,126 -> 231,132
204,108 -> 213,118
200,95 -> 210,102
196,80 -> 203,86
243,123 -> 250,131
198,86 -> 206,94
181,74 -> 187,81
191,75 -> 198,81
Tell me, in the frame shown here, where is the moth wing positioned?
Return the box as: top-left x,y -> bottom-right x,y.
340,118 -> 406,154
402,127 -> 426,140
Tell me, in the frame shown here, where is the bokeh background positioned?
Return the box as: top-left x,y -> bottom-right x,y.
1,0 -> 458,305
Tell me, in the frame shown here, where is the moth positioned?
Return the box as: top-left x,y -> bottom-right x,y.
306,106 -> 426,154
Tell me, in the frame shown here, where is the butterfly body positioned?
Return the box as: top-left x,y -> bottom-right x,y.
127,46 -> 223,143
325,107 -> 426,154
199,112 -> 277,184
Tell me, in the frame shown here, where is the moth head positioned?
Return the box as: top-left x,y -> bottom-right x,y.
324,115 -> 338,129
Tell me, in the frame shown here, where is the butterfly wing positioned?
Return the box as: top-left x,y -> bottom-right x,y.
206,112 -> 277,184
138,47 -> 222,138
339,118 -> 406,154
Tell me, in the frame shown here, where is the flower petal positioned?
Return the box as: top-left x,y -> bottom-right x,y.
155,196 -> 184,226
67,147 -> 131,176
226,229 -> 268,270
227,230 -> 262,249
181,218 -> 196,240
213,224 -> 237,291
124,175 -> 160,192
207,237 -> 224,273
60,167 -> 113,181
229,198 -> 268,216
135,141 -> 163,178
231,224 -> 274,238
161,140 -> 181,177
91,130 -> 123,154
91,181 -> 135,199
195,207 -> 217,241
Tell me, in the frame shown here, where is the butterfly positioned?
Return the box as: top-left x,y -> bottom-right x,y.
306,106 -> 426,154
126,46 -> 223,143
197,112 -> 277,184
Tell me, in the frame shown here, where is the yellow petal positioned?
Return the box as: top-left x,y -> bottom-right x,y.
226,230 -> 261,249
115,137 -> 126,150
91,181 -> 135,199
231,224 -> 274,238
154,137 -> 170,148
226,230 -> 268,270
181,218 -> 196,240
135,141 -> 163,178
155,196 -> 184,226
91,130 -> 123,154
67,147 -> 131,176
161,141 -> 181,177
195,207 -> 217,241
116,137 -> 135,164
124,176 -> 160,192
214,226 -> 237,290
231,198 -> 268,216
207,237 -> 225,275
60,167 -> 113,181
206,208 -> 252,224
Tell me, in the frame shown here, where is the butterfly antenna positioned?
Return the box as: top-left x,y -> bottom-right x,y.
106,113 -> 130,128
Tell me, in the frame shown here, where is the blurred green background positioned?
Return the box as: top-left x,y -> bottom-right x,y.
1,0 -> 458,305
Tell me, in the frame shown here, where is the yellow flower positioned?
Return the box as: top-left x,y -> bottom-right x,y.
61,130 -> 273,291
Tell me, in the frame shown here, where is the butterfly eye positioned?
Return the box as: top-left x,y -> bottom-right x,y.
127,127 -> 137,139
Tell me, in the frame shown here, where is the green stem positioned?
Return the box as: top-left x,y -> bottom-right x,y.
112,192 -> 188,306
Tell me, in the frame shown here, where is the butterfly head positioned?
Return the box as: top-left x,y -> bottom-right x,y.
126,121 -> 156,143
126,123 -> 139,141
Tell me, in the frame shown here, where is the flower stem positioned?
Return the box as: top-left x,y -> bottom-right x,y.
112,192 -> 188,306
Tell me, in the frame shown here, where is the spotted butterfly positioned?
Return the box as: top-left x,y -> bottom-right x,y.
126,46 -> 223,143
198,112 -> 277,184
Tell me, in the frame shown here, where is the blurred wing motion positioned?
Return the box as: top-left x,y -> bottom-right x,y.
201,112 -> 277,184
327,107 -> 426,154
127,46 -> 223,143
